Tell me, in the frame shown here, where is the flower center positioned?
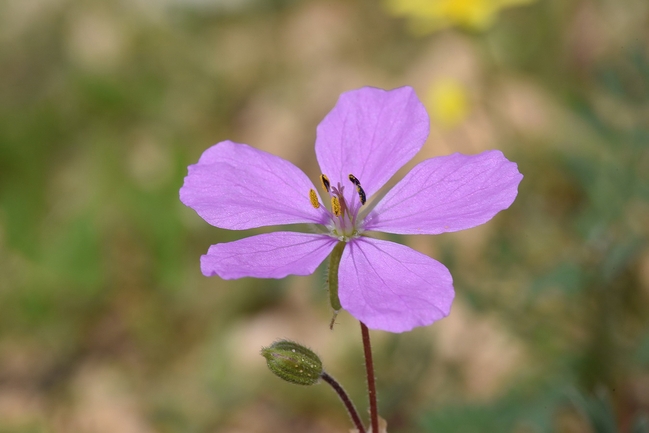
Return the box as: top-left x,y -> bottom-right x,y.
308,173 -> 367,242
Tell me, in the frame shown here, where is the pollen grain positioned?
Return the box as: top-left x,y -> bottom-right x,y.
309,189 -> 320,209
331,196 -> 341,216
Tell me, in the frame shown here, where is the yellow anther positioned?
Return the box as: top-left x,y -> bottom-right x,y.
309,189 -> 320,209
331,196 -> 341,217
320,174 -> 331,193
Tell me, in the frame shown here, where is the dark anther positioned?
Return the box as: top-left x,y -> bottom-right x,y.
320,174 -> 331,193
348,174 -> 366,205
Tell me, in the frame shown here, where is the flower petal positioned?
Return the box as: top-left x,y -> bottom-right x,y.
315,86 -> 429,200
180,141 -> 326,230
339,237 -> 454,333
364,150 -> 523,235
201,232 -> 337,279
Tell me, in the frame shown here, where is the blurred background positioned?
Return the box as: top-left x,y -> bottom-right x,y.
1,0 -> 649,431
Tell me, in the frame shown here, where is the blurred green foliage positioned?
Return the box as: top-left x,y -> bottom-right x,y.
1,0 -> 648,432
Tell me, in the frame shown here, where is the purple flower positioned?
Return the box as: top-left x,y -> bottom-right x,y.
180,86 -> 522,333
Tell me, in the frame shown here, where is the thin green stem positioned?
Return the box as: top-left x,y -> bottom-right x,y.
328,241 -> 346,329
321,372 -> 366,433
361,322 -> 379,433
328,241 -> 345,311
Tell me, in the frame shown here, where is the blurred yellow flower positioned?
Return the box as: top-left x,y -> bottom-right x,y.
385,0 -> 535,33
426,78 -> 470,129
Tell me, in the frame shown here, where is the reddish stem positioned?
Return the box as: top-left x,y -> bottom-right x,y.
361,322 -> 379,433
321,372 -> 366,433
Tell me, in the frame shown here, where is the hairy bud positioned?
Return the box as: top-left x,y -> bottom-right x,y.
261,340 -> 323,386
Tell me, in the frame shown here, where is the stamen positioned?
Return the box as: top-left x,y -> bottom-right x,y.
309,189 -> 320,209
331,196 -> 341,216
348,174 -> 367,205
320,174 -> 331,193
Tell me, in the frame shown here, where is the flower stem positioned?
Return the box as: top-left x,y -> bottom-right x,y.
361,322 -> 379,433
321,371 -> 366,433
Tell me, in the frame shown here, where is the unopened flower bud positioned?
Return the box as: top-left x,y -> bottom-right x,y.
261,340 -> 323,386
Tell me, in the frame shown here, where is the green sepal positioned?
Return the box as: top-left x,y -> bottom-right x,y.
328,241 -> 346,312
260,340 -> 323,386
